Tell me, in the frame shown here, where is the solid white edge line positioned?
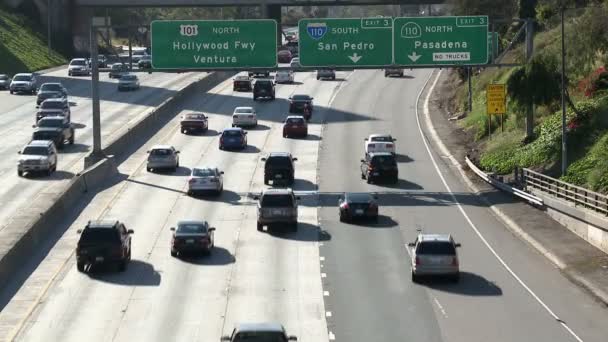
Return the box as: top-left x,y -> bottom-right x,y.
415,70 -> 584,342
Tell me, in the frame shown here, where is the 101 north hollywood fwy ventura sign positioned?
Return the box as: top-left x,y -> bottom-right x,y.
151,20 -> 277,69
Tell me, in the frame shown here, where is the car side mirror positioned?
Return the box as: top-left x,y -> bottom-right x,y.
253,195 -> 260,200
296,196 -> 301,200
288,336 -> 297,341
360,159 -> 365,163
77,229 -> 83,234
392,138 -> 397,141
127,229 -> 134,234
364,138 -> 368,141
209,227 -> 216,232
407,242 -> 416,247
146,150 -> 150,153
220,337 -> 231,342
32,124 -> 36,128
176,151 -> 180,154
292,158 -> 298,161
261,157 -> 267,161
17,151 -> 21,154
220,171 -> 225,174
170,227 -> 175,231
455,243 -> 462,247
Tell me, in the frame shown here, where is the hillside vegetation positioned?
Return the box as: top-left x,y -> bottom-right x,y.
451,0 -> 608,193
0,5 -> 66,75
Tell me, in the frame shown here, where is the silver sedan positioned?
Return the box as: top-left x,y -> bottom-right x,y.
146,145 -> 180,172
187,167 -> 224,196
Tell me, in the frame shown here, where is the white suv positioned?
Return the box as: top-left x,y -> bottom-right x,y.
17,140 -> 58,177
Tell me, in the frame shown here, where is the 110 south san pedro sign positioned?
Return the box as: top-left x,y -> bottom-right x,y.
151,20 -> 277,69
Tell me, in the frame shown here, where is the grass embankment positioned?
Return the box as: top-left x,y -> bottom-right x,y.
453,10 -> 608,193
0,5 -> 66,75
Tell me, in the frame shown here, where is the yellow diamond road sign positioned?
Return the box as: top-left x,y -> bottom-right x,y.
487,83 -> 506,115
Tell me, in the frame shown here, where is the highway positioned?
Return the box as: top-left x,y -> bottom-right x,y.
0,67 -> 201,231
1,69 -> 607,342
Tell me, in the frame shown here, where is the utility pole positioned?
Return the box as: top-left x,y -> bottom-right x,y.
560,5 -> 568,175
47,0 -> 51,56
468,67 -> 473,112
86,20 -> 103,168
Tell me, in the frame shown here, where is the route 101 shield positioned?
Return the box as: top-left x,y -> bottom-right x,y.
306,22 -> 328,40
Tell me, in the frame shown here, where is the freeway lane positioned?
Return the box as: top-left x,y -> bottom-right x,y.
0,67 -> 201,232
318,69 -> 608,342
2,70 -> 347,341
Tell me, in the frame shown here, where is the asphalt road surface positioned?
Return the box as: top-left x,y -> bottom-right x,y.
1,69 -> 607,342
0,67 -> 202,233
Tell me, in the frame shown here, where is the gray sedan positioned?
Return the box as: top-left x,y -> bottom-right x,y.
146,145 -> 180,172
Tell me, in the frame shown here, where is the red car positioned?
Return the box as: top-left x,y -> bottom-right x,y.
282,115 -> 308,138
277,50 -> 293,63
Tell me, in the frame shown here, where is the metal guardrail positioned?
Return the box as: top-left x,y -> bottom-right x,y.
465,157 -> 544,207
522,168 -> 608,216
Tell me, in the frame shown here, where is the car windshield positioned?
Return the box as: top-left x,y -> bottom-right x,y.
112,64 -> 124,70
13,75 -> 31,81
121,75 -> 137,81
233,332 -> 287,341
235,108 -> 253,114
70,59 -> 86,65
80,228 -> 119,243
177,223 -> 207,234
22,146 -> 48,155
417,242 -> 456,255
286,118 -> 304,125
40,84 -> 61,92
41,101 -> 64,109
192,168 -> 216,177
38,119 -> 63,128
291,95 -> 310,101
223,130 -> 243,137
150,149 -> 173,156
261,194 -> 294,207
255,81 -> 272,87
371,155 -> 396,165
371,136 -> 392,142
184,113 -> 206,120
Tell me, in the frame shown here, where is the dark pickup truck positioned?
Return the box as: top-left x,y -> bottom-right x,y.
76,220 -> 133,272
32,116 -> 74,148
180,112 -> 208,134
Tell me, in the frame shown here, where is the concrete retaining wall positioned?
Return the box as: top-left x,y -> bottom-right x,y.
0,71 -> 233,292
530,188 -> 608,254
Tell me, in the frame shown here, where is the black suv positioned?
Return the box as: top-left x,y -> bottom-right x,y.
76,220 -> 133,272
253,79 -> 275,101
360,152 -> 398,184
32,116 -> 75,149
262,152 -> 297,185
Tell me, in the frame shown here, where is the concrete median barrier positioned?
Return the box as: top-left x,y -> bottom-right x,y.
0,71 -> 233,292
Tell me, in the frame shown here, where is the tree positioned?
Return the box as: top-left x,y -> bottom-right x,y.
518,0 -> 538,19
507,54 -> 562,138
448,0 -> 518,19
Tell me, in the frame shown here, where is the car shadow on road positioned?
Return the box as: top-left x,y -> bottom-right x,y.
177,246 -> 236,266
422,272 -> 503,296
147,166 -> 191,176
222,145 -> 261,154
319,78 -> 347,82
71,122 -> 86,129
182,129 -> 219,137
373,178 -> 424,190
22,170 -> 75,181
395,153 -> 414,163
190,189 -> 241,204
60,143 -> 90,154
344,214 -> 398,228
244,124 -> 271,131
266,222 -> 332,242
88,260 -> 161,286
284,133 -> 321,141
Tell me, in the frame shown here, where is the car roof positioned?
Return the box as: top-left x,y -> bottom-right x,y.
87,219 -> 119,228
41,82 -> 62,86
255,78 -> 273,82
14,73 -> 33,77
286,115 -> 305,120
42,98 -> 66,103
345,192 -> 374,202
369,133 -> 392,138
38,116 -> 64,121
234,106 -> 253,111
291,94 -> 311,99
234,322 -> 285,334
177,220 -> 207,226
268,152 -> 292,157
368,152 -> 394,157
27,140 -> 53,147
150,145 -> 174,150
418,234 -> 453,243
71,58 -> 87,61
261,188 -> 293,195
223,127 -> 244,132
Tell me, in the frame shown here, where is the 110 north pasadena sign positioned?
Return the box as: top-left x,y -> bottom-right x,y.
151,20 -> 277,69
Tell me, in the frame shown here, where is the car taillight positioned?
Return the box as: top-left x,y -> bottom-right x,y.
210,177 -> 218,183
369,203 -> 378,211
341,203 -> 349,210
188,177 -> 196,184
220,136 -> 225,144
200,237 -> 209,244
452,257 -> 459,267
172,237 -> 178,246
386,144 -> 393,148
112,248 -> 123,257
415,257 -> 421,265
248,115 -> 254,118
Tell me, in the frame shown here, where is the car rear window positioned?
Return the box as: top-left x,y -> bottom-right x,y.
371,155 -> 396,165
371,136 -> 392,142
192,168 -> 216,177
417,242 -> 456,255
347,193 -> 372,203
291,95 -> 310,101
0,75 -> 8,80
13,75 -> 31,81
234,331 -> 287,341
22,146 -> 49,155
261,194 -> 294,207
80,228 -> 120,243
235,76 -> 249,81
177,223 -> 207,234
121,75 -> 137,81
266,156 -> 291,167
286,118 -> 304,125
41,101 -> 65,109
223,130 -> 242,137
38,119 -> 64,127
185,113 -> 206,120
40,84 -> 62,92
150,149 -> 173,156
235,108 -> 253,114
70,59 -> 86,65
255,81 -> 272,87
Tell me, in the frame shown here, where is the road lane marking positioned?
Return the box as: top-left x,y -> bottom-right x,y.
324,291 -> 330,296
433,297 -> 448,318
328,331 -> 336,340
321,273 -> 327,278
326,311 -> 332,317
415,71 -> 584,342
320,256 -> 325,261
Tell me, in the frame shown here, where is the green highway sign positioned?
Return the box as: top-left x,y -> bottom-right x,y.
393,16 -> 488,66
151,20 -> 277,69
298,18 -> 393,67
488,32 -> 499,63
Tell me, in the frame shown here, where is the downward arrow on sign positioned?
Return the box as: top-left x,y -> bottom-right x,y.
408,52 -> 421,62
348,53 -> 362,63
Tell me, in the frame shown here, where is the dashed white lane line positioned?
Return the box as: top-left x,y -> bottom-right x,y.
324,291 -> 330,297
320,256 -> 325,261
326,311 -> 332,317
329,331 -> 336,340
321,273 -> 327,278
416,71 -> 584,342
433,297 -> 448,318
